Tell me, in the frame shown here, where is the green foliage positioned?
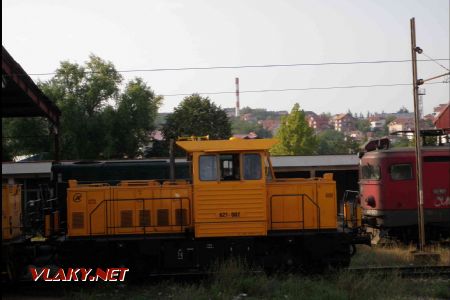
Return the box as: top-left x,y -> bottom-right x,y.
316,130 -> 360,154
162,94 -> 232,140
317,130 -> 345,154
397,106 -> 409,113
392,136 -> 412,148
2,118 -> 51,160
3,55 -> 161,160
113,79 -> 162,158
38,55 -> 124,159
270,103 -> 317,155
355,119 -> 371,133
239,106 -> 284,120
231,119 -> 272,138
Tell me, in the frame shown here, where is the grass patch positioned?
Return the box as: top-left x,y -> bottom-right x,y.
351,244 -> 450,267
60,256 -> 449,300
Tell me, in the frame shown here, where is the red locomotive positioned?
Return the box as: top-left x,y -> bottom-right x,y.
359,130 -> 450,243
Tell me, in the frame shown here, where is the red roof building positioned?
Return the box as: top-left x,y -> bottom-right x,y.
433,102 -> 450,129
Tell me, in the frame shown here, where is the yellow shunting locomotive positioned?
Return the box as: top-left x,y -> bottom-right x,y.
3,139 -> 367,279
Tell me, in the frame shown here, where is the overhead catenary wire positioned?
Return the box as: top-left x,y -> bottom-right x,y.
160,81 -> 447,97
8,58 -> 450,77
421,52 -> 450,72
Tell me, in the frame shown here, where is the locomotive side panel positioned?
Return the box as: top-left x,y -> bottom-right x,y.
2,185 -> 22,240
423,155 -> 450,210
316,180 -> 338,229
267,178 -> 337,230
423,153 -> 450,227
67,180 -> 193,237
66,182 -> 111,236
267,180 -> 316,230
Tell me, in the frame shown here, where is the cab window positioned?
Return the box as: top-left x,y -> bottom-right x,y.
390,164 -> 413,180
361,164 -> 380,180
243,153 -> 262,180
199,155 -> 218,181
220,154 -> 240,181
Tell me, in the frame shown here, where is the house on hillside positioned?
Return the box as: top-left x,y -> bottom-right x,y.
388,117 -> 415,133
388,117 -> 415,139
224,108 -> 236,118
369,117 -> 386,131
348,130 -> 365,142
240,113 -> 257,122
332,113 -> 356,132
258,119 -> 281,135
305,112 -> 331,133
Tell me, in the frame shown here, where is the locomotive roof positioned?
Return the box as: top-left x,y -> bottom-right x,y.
362,146 -> 450,157
176,138 -> 278,152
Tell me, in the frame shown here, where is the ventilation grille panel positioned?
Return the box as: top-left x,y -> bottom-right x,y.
120,210 -> 133,228
72,212 -> 84,229
175,209 -> 188,226
157,209 -> 169,226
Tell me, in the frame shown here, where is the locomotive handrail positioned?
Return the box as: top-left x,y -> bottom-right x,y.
269,193 -> 321,231
88,196 -> 192,237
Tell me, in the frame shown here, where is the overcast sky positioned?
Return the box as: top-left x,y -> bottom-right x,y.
2,0 -> 449,115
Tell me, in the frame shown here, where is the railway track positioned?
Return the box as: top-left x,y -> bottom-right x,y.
347,265 -> 450,278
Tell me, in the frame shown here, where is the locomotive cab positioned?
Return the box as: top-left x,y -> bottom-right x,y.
177,138 -> 275,238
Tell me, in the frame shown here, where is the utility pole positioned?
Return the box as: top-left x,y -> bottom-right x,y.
410,17 -> 426,251
410,18 -> 449,255
235,77 -> 240,117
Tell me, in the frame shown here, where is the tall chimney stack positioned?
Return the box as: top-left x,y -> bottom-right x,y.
235,77 -> 240,117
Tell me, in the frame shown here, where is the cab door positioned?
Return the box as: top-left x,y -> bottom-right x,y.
192,151 -> 267,238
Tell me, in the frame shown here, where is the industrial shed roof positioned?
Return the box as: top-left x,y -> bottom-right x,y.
2,161 -> 53,175
2,155 -> 359,177
1,46 -> 60,124
271,155 -> 359,168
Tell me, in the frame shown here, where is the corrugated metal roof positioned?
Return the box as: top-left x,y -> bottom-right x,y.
2,154 -> 359,176
271,155 -> 359,167
2,162 -> 52,175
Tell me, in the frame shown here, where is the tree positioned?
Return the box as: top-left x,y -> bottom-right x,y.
392,136 -> 412,148
2,55 -> 161,160
317,130 -> 348,154
2,118 -> 51,160
380,115 -> 397,136
39,54 -> 123,159
397,106 -> 409,113
162,94 -> 232,140
114,79 -> 162,158
270,103 -> 317,155
316,129 -> 360,154
356,119 -> 371,133
231,119 -> 272,138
